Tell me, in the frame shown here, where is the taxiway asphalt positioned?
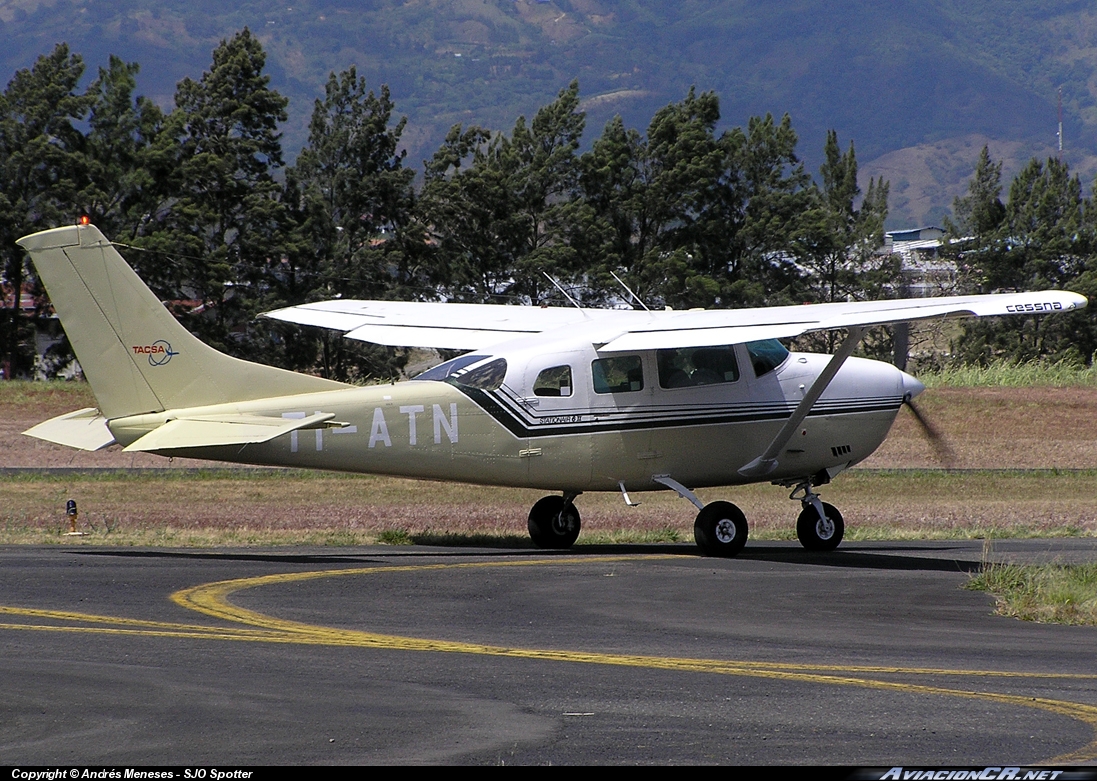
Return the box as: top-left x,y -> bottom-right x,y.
1,540 -> 1095,765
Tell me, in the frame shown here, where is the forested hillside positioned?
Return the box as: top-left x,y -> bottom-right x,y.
1,0 -> 1095,226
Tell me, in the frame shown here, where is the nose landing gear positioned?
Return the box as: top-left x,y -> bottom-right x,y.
789,481 -> 844,551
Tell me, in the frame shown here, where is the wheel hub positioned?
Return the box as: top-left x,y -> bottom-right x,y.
816,516 -> 834,540
714,518 -> 738,544
552,512 -> 574,535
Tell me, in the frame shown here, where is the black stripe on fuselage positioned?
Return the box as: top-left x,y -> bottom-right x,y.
448,383 -> 903,439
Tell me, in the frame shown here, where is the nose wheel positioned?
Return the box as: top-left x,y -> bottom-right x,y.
788,481 -> 845,551
795,500 -> 844,551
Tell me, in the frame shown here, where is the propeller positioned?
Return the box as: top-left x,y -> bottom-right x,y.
903,394 -> 956,467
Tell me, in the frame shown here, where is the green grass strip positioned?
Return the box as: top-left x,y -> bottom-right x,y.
968,562 -> 1097,625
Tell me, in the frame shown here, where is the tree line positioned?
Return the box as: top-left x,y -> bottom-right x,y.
944,148 -> 1097,367
0,30 -> 1092,381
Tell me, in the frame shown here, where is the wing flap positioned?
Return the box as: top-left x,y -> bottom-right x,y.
343,324 -> 532,349
599,323 -> 809,352
23,408 -> 116,451
122,412 -> 336,453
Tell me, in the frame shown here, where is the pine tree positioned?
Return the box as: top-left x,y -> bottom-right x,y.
419,82 -> 585,305
578,88 -> 725,309
137,29 -> 289,355
792,131 -> 895,353
294,70 -> 418,299
706,112 -> 812,308
78,56 -> 164,240
288,68 -> 419,380
952,156 -> 1096,364
947,146 -> 1005,241
632,87 -> 724,308
0,44 -> 91,378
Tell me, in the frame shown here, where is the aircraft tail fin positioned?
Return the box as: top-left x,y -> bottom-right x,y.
18,224 -> 347,419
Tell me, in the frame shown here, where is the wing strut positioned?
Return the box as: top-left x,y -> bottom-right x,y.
738,326 -> 866,478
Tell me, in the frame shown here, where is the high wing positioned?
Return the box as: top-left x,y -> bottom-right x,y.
264,291 -> 1087,351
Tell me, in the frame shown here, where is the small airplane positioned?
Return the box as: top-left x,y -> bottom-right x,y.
19,223 -> 1088,556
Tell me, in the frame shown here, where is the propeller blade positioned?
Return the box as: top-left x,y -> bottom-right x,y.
903,397 -> 956,467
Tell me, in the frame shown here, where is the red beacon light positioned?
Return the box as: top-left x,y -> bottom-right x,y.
78,215 -> 90,226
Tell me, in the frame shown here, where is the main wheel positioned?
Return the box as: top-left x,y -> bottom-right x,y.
528,495 -> 581,549
796,501 -> 844,551
694,501 -> 749,557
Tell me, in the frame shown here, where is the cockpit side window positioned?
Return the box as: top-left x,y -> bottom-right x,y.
657,346 -> 739,388
533,365 -> 573,397
592,355 -> 644,394
745,339 -> 789,377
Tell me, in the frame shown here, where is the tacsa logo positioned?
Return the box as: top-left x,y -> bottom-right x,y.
131,339 -> 179,366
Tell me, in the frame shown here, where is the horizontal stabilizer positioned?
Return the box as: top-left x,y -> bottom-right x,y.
23,408 -> 116,451
123,412 -> 338,453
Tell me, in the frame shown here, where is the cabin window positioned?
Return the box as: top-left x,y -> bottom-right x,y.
451,358 -> 508,391
746,339 -> 789,377
657,346 -> 740,388
592,355 -> 644,394
533,365 -> 573,397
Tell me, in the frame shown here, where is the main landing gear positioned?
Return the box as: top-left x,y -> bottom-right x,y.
693,500 -> 749,557
691,478 -> 845,558
528,493 -> 581,549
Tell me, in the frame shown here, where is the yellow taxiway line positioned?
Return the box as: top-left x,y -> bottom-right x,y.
3,554 -> 1096,762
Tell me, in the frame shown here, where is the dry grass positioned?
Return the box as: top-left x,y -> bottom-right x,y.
861,386 -> 1097,469
3,468 -> 1095,547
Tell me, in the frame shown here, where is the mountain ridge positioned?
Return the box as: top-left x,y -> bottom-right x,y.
2,0 -> 1094,226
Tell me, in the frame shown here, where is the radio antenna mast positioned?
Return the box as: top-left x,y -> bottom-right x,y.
1058,86 -> 1063,163
610,270 -> 650,311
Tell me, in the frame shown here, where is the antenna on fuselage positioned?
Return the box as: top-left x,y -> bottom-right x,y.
610,270 -> 651,311
542,272 -> 587,315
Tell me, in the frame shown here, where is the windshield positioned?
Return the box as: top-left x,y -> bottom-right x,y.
413,354 -> 489,381
745,339 -> 789,377
449,357 -> 508,391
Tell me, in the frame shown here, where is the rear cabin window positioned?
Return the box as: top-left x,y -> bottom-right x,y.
745,339 -> 790,377
657,346 -> 740,389
592,356 -> 644,394
533,365 -> 573,397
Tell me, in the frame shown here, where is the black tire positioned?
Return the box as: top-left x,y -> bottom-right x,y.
528,495 -> 581,549
796,501 -> 844,551
693,501 -> 749,557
